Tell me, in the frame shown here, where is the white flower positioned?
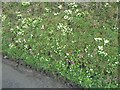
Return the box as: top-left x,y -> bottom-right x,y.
115,62 -> 119,64
30,34 -> 33,38
76,13 -> 81,16
98,51 -> 108,56
94,38 -> 102,41
9,43 -> 14,48
88,53 -> 90,56
75,9 -> 79,13
106,3 -> 109,5
66,53 -> 69,56
16,11 -> 21,14
90,69 -> 93,71
64,15 -> 69,20
16,26 -> 20,29
90,55 -> 93,57
22,2 -> 30,6
17,13 -> 22,17
98,46 -> 103,51
10,28 -> 14,31
45,59 -> 49,61
72,41 -> 75,43
1,15 -> 6,21
85,48 -> 87,52
104,39 -> 109,44
105,3 -> 109,7
58,5 -> 62,9
41,25 -> 45,29
18,32 -> 22,35
24,45 -> 28,49
45,8 -> 50,12
64,9 -> 72,15
57,23 -> 63,30
53,12 -> 59,16
18,38 -> 22,43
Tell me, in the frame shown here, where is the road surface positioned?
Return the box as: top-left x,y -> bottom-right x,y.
2,55 -> 69,88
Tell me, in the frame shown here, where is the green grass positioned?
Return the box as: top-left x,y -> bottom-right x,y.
2,2 -> 119,88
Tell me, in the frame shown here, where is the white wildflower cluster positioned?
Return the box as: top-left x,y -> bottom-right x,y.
57,23 -> 63,30
1,14 -> 6,21
45,8 -> 51,12
88,53 -> 93,57
98,50 -> 108,56
16,26 -> 25,36
57,23 -> 73,35
75,9 -> 79,13
9,43 -> 15,48
76,11 -> 88,17
97,45 -> 108,56
104,3 -> 111,7
94,37 -> 109,56
94,37 -> 109,45
53,12 -> 59,16
94,38 -> 102,41
84,46 -> 89,53
63,15 -> 72,21
21,18 -> 27,25
15,38 -> 22,43
10,28 -> 14,32
67,2 -> 78,8
104,39 -> 109,45
24,44 -> 28,49
58,5 -> 62,9
103,25 -> 106,29
17,30 -> 24,36
64,9 -> 72,15
21,18 -> 31,26
21,2 -> 30,6
63,9 -> 73,21
21,18 -> 41,28
113,25 -> 119,31
16,11 -> 22,17
98,46 -> 103,51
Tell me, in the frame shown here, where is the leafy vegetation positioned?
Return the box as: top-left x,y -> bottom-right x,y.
2,2 -> 119,88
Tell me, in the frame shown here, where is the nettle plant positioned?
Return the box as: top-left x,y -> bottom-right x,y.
2,2 -> 119,88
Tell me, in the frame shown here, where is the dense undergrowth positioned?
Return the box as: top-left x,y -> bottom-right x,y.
1,2 -> 119,88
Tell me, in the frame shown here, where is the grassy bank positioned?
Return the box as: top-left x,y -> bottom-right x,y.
2,2 -> 119,88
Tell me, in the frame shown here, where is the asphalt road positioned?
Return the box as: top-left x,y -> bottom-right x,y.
2,55 -> 69,88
